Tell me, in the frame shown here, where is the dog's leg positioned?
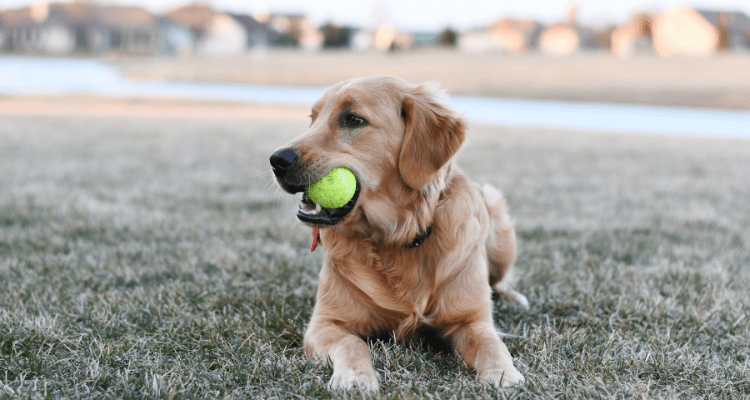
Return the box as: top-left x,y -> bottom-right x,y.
304,318 -> 379,392
481,183 -> 530,310
451,319 -> 525,387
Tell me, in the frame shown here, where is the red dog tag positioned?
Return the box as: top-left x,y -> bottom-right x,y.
311,228 -> 320,252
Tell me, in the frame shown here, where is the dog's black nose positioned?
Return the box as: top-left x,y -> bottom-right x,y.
270,148 -> 298,176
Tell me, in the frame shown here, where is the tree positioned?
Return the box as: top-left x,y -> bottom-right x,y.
322,23 -> 352,48
438,27 -> 457,47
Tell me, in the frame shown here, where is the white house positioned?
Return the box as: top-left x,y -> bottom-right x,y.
167,4 -> 248,56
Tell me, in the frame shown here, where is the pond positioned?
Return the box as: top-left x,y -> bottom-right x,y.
1,56 -> 748,139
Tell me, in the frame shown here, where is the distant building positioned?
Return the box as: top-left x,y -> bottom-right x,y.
488,19 -> 542,53
46,2 -> 102,52
697,10 -> 750,51
166,4 -> 214,40
351,29 -> 373,51
0,2 -> 160,55
538,3 -> 598,55
352,25 -> 412,51
653,7 -> 718,56
230,13 -> 283,48
199,13 -> 246,56
457,29 -> 496,53
652,7 -> 750,56
538,23 -> 598,55
167,4 -> 247,56
0,6 -> 46,52
98,5 -> 160,55
156,16 -> 193,55
267,13 -> 323,51
611,13 -> 653,56
457,19 -> 541,54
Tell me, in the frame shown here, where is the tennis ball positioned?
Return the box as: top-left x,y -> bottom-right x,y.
307,167 -> 357,209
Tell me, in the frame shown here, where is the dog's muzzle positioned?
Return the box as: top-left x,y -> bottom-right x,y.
270,147 -> 360,226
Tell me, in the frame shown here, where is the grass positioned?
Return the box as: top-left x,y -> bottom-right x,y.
1,114 -> 749,399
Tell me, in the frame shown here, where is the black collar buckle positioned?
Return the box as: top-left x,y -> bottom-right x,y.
406,225 -> 432,248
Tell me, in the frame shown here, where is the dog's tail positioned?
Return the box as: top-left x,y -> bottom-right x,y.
481,183 -> 529,310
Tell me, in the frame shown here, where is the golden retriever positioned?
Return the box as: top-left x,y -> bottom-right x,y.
270,76 -> 527,391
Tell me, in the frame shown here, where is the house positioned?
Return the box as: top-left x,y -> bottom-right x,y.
457,29 -> 497,53
229,13 -> 283,48
98,5 -> 160,55
351,28 -> 373,51
343,24 -> 412,51
538,2 -> 599,55
696,10 -> 750,51
0,6 -> 46,52
47,2 -> 105,53
198,13 -> 247,56
538,23 -> 598,55
611,13 -> 652,56
487,19 -> 542,53
166,4 -> 247,56
375,24 -> 413,51
156,16 -> 193,55
457,19 -> 541,54
0,2 -> 161,55
267,13 -> 323,51
653,7 -> 718,56
652,7 -> 750,56
0,2 -> 100,54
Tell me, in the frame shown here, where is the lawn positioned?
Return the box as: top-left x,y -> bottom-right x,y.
1,114 -> 749,399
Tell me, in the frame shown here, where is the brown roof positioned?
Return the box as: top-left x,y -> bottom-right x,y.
0,1 -> 160,30
99,6 -> 155,28
167,4 -> 218,31
0,7 -> 34,24
49,1 -> 99,22
489,18 -> 539,34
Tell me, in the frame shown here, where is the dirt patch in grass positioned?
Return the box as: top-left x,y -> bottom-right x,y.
1,114 -> 749,398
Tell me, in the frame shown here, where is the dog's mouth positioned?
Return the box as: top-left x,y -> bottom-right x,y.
296,183 -> 361,226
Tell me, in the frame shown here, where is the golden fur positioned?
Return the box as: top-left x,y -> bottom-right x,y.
273,76 -> 526,391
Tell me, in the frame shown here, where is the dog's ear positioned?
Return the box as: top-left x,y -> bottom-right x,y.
399,82 -> 466,191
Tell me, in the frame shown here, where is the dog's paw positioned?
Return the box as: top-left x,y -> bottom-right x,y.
328,368 -> 380,392
479,366 -> 525,388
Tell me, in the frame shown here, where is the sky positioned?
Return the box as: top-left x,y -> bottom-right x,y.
2,0 -> 750,31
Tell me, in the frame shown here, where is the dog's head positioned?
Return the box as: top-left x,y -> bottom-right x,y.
270,76 -> 465,244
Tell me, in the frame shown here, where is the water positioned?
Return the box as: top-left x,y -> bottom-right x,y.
1,56 -> 748,139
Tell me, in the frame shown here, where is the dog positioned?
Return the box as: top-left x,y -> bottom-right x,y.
270,76 -> 527,391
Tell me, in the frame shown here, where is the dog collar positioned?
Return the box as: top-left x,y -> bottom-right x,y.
406,226 -> 432,248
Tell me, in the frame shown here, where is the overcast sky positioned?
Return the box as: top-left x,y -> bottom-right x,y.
3,0 -> 750,31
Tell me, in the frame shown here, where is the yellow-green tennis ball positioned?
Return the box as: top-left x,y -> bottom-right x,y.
307,167 -> 357,209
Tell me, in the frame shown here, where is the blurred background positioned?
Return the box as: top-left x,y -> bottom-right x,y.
1,0 -> 749,136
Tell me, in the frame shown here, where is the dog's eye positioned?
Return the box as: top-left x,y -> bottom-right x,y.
344,114 -> 365,127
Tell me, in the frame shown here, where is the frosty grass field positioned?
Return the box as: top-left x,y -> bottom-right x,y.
1,114 -> 749,398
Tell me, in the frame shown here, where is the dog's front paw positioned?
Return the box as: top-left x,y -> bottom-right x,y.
329,367 -> 380,392
479,366 -> 525,388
